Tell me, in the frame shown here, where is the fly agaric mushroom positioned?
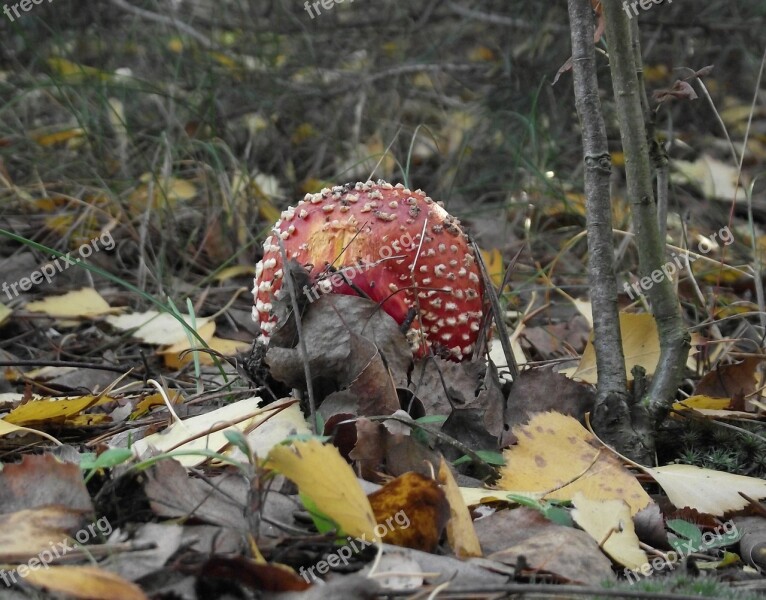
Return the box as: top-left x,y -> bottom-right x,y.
252,180 -> 484,361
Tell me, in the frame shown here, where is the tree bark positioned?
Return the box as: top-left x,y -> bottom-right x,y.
567,0 -> 635,456
602,0 -> 689,429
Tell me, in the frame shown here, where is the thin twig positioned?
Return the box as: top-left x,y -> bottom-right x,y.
276,239 -> 318,434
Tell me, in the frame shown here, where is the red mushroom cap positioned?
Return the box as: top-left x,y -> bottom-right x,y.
252,180 -> 484,361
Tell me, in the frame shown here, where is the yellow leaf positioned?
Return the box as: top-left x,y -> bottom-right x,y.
47,57 -> 112,82
266,439 -> 378,540
480,248 -> 504,289
569,312 -> 662,384
26,566 -> 147,600
468,46 -> 496,62
129,175 -> 197,211
642,464 -> 766,516
106,311 -> 212,346
167,37 -> 184,53
159,320 -> 216,356
5,395 -> 105,426
0,302 -> 10,327
642,64 -> 669,83
673,395 -> 731,411
25,288 -> 112,319
130,391 -> 181,419
291,123 -> 318,145
571,493 -> 649,569
611,151 -> 625,167
43,214 -> 74,236
213,265 -> 255,282
497,412 -> 651,515
161,335 -> 250,369
30,127 -> 86,147
439,458 -> 482,557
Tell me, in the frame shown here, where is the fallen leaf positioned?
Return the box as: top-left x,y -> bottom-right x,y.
265,439 -> 379,540
480,248 -> 504,289
643,464 -> 766,516
368,471 -> 449,552
694,357 -> 762,401
25,566 -> 147,600
161,334 -> 249,368
30,127 -> 86,147
106,310 -> 212,346
25,288 -> 112,318
132,396 -> 293,467
0,453 -> 93,513
129,175 -> 197,211
213,265 -> 256,281
569,313 -> 662,383
0,302 -> 10,326
496,412 -> 652,515
4,395 -> 108,426
438,458 -> 482,557
0,506 -> 87,562
571,493 -> 649,569
489,522 -> 615,585
672,154 -> 745,202
0,418 -> 62,445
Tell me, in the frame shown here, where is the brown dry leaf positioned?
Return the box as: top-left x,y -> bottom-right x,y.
266,439 -> 379,540
267,295 -> 412,391
0,507 -> 87,562
643,464 -> 766,516
694,357 -> 762,400
349,338 -> 402,416
438,457 -> 482,557
25,288 -> 113,319
653,80 -> 698,103
569,313 -> 661,384
489,522 -> 615,585
502,367 -> 595,446
143,459 -> 249,530
4,395 -> 108,426
0,453 -> 93,513
497,412 -> 651,515
198,556 -> 310,593
571,493 -> 649,569
25,566 -> 147,600
367,471 -> 449,552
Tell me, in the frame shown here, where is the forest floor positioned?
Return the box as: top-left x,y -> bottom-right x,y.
1,1 -> 766,598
